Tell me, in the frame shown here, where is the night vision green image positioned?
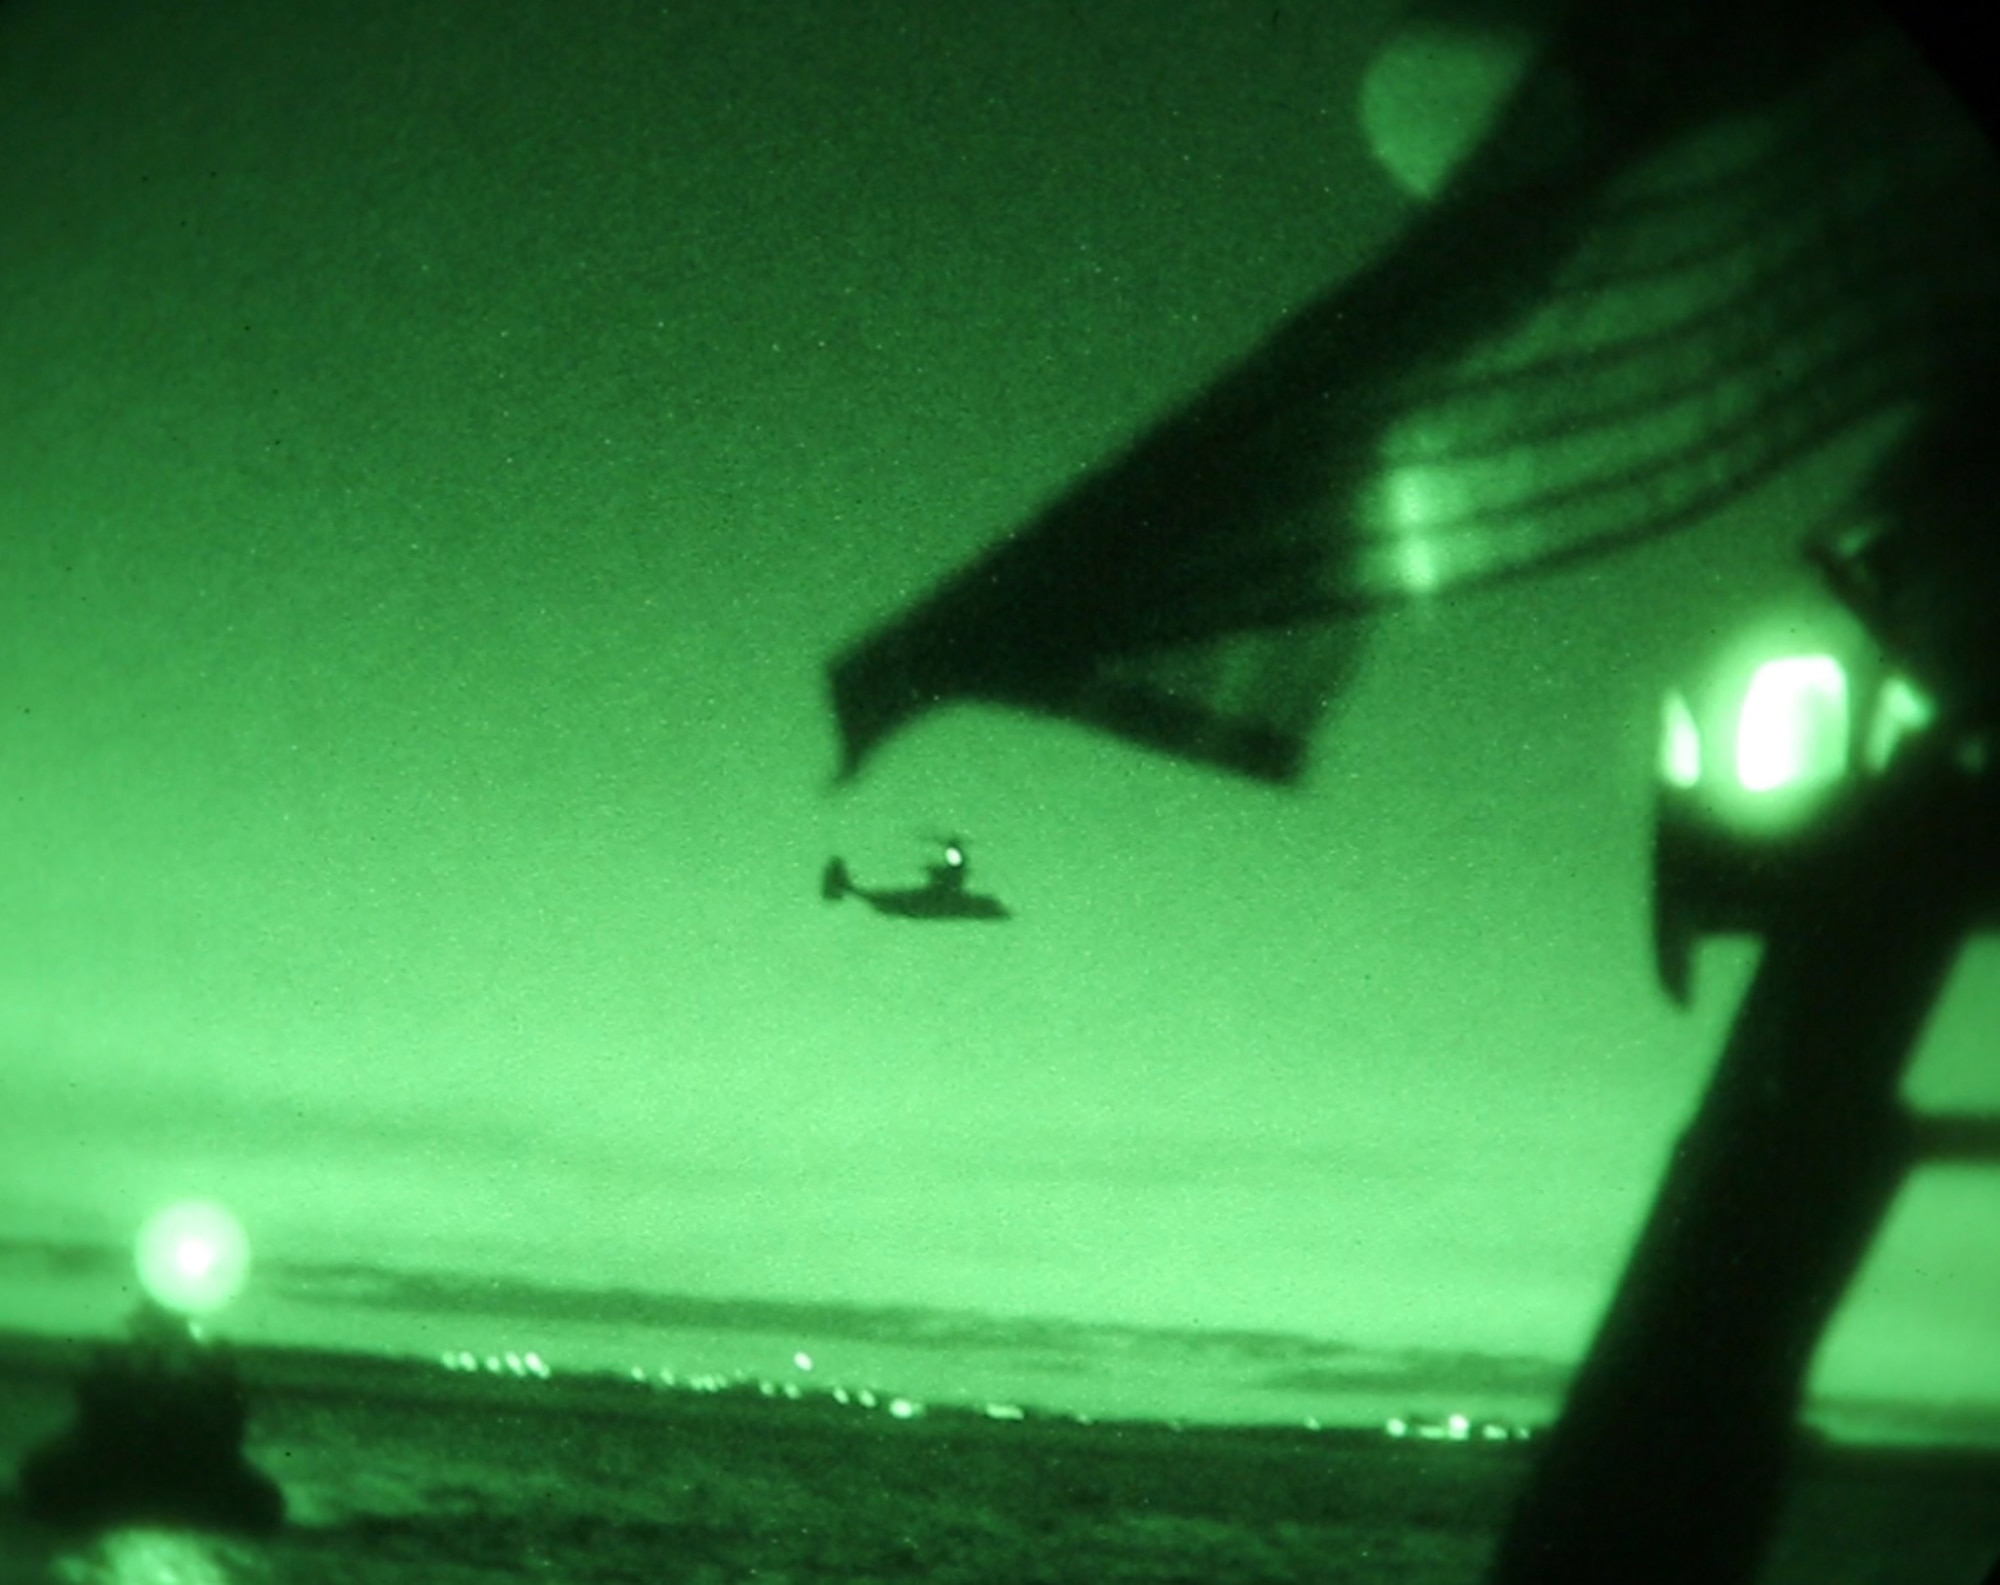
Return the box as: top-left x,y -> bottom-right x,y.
1,1 -> 1996,1582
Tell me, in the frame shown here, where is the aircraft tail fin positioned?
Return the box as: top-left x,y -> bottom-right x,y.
821,858 -> 851,901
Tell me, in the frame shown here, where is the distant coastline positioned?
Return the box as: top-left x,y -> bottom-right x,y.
3,1230 -> 1996,1449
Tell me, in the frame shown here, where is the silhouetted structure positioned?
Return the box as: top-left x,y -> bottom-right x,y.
823,0 -> 1999,1579
830,0 -> 1998,787
17,1301 -> 284,1534
1491,725 -> 1998,1583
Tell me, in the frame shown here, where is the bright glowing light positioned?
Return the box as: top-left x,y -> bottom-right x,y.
1447,1412 -> 1471,1440
1864,673 -> 1936,772
793,1351 -> 813,1372
1735,654 -> 1848,792
1659,691 -> 1702,788
1371,466 -> 1452,595
1397,535 -> 1444,596
135,1200 -> 250,1316
78,1527 -> 234,1585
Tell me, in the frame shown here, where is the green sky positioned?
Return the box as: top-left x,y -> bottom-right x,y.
0,0 -> 1993,1419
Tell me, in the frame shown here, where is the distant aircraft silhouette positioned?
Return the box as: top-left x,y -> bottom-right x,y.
821,839 -> 1010,921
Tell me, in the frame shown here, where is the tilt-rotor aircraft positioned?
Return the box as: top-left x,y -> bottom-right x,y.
821,838 -> 1009,921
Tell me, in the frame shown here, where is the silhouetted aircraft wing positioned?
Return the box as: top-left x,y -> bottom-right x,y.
830,0 -> 2000,783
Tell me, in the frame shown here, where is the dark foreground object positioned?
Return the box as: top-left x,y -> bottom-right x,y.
17,1309 -> 283,1535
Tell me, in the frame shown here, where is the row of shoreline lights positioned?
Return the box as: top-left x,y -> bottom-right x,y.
436,1348 -> 940,1420
1385,1413 -> 1528,1443
441,1348 -> 552,1380
428,1347 -> 1542,1442
126,1205 -> 1528,1444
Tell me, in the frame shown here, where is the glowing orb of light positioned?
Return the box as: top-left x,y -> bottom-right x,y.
135,1200 -> 252,1316
1735,654 -> 1849,793
1661,592 -> 1914,830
